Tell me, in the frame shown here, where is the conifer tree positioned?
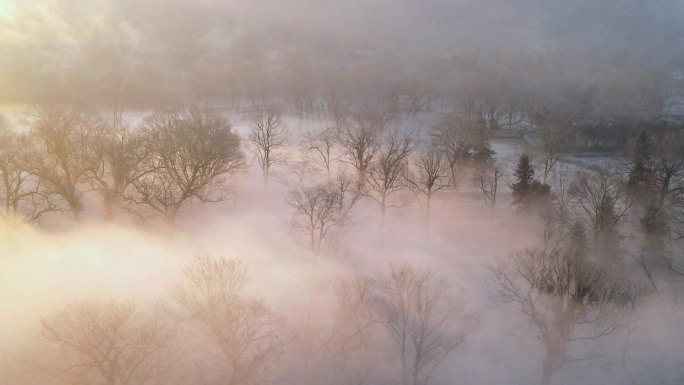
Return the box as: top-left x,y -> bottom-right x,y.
510,153 -> 550,209
511,153 -> 534,199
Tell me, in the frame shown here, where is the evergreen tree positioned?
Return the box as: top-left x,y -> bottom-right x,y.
510,153 -> 551,209
511,153 -> 534,200
473,140 -> 495,166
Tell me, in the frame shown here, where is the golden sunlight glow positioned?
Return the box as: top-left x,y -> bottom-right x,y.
0,0 -> 14,20
0,211 -> 326,344
0,220 -> 175,341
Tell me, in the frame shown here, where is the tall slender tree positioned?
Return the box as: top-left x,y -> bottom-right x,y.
627,130 -> 654,197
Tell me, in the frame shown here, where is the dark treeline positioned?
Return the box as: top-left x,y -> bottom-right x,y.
1,1 -> 684,147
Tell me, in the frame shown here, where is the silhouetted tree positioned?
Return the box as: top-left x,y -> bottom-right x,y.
651,131 -> 684,205
303,127 -> 337,177
0,118 -> 57,221
172,257 -> 290,385
457,70 -> 504,131
130,108 -> 243,220
569,167 -> 631,251
26,102 -> 101,219
39,300 -> 176,385
248,107 -> 287,186
408,143 -> 450,228
535,112 -> 573,183
288,173 -> 362,254
431,113 -> 493,184
87,116 -> 148,217
475,162 -> 503,213
296,277 -> 382,385
510,153 -> 551,210
288,182 -> 339,254
490,232 -> 640,385
375,263 -> 478,385
368,131 -> 413,230
336,106 -> 391,185
327,277 -> 381,385
642,131 -> 684,274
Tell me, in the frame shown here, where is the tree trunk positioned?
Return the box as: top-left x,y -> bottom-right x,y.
380,195 -> 387,234
316,225 -> 325,255
102,192 -> 119,219
66,194 -> 82,221
412,352 -> 421,385
542,361 -> 553,385
426,193 -> 432,234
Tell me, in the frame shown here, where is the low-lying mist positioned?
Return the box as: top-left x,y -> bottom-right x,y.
1,1 -> 684,384
0,105 -> 682,385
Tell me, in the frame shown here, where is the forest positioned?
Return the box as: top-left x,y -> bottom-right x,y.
1,1 -> 684,385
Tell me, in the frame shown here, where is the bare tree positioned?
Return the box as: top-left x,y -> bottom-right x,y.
569,167 -> 631,247
489,232 -> 640,385
534,113 -> 573,183
651,131 -> 684,204
39,299 -> 176,385
332,173 -> 364,221
457,70 -> 506,131
500,85 -> 528,130
329,101 -> 351,132
550,165 -> 575,221
374,263 -> 478,385
288,158 -> 318,188
172,257 -> 289,385
474,162 -> 503,213
0,119 -> 57,221
430,113 -> 488,184
632,131 -> 684,275
296,277 -> 382,385
407,143 -> 450,228
650,132 -> 684,243
287,181 -> 341,255
368,131 -> 413,230
26,102 -> 102,220
288,175 -> 362,255
302,127 -> 336,177
326,277 -> 382,385
336,106 -> 391,185
248,107 -> 286,186
539,166 -> 578,246
87,117 -> 148,217
129,108 -> 243,221
431,113 -> 466,184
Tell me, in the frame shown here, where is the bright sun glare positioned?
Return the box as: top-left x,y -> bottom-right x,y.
0,0 -> 14,20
